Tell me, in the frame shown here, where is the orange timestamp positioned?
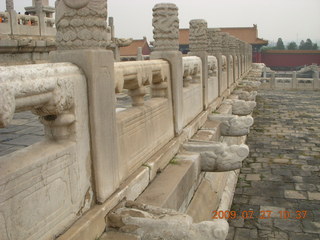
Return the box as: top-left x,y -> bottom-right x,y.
212,210 -> 308,220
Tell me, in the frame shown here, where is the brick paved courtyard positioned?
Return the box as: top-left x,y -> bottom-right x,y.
227,90 -> 320,240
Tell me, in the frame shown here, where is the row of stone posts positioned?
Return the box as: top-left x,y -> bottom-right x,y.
3,0 -> 55,37
50,1 -> 252,203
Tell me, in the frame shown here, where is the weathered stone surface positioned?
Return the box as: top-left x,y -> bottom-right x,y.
0,63 -> 92,240
108,201 -> 229,240
224,99 -> 257,115
152,3 -> 179,51
55,0 -> 109,49
183,142 -> 249,171
233,90 -> 257,101
209,114 -> 254,136
189,19 -> 208,52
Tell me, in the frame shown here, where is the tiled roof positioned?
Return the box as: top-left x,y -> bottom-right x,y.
179,29 -> 189,45
119,39 -> 150,56
219,25 -> 268,45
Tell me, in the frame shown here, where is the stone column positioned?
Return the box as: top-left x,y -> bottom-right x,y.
50,0 -> 119,203
137,47 -> 143,60
6,0 -> 14,11
222,32 -> 234,88
208,28 -> 223,97
151,3 -> 183,135
228,36 -> 237,84
292,71 -> 297,89
219,32 -> 229,94
189,19 -> 209,108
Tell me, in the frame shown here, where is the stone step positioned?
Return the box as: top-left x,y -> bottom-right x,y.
136,153 -> 201,212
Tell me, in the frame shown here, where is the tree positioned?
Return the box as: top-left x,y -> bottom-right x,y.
287,41 -> 298,50
275,38 -> 285,50
312,43 -> 318,50
304,39 -> 313,50
299,40 -> 305,50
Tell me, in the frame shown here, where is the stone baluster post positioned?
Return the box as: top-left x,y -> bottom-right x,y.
151,3 -> 183,135
235,38 -> 241,80
219,31 -> 229,94
240,41 -> 245,74
6,0 -> 14,11
229,36 -> 238,83
189,19 -> 209,109
50,0 -> 119,203
137,47 -> 143,60
208,28 -> 223,97
33,0 -> 46,36
292,71 -> 297,89
313,69 -> 320,89
271,72 -> 276,89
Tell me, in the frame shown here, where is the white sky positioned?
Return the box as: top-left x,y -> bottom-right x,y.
2,0 -> 320,45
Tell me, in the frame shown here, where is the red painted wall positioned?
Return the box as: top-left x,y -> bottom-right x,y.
261,50 -> 320,68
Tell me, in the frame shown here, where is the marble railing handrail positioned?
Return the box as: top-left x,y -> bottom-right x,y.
208,55 -> 218,77
114,60 -> 170,106
0,11 -> 9,21
17,14 -> 39,25
0,63 -> 82,128
182,56 -> 202,87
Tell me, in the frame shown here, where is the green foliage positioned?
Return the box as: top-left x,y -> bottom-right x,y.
299,40 -> 305,50
299,39 -> 318,50
275,38 -> 285,50
287,41 -> 298,50
312,43 -> 318,50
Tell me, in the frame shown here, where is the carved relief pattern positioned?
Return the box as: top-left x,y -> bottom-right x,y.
0,63 -> 79,128
208,29 -> 222,55
6,0 -> 14,11
152,3 -> 179,51
189,19 -> 208,52
55,0 -> 109,50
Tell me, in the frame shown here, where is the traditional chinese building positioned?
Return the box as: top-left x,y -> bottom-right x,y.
119,37 -> 151,61
179,24 -> 268,62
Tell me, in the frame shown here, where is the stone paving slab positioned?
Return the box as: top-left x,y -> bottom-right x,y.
227,90 -> 320,240
0,111 -> 44,156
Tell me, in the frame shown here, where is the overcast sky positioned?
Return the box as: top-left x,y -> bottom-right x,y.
2,0 -> 320,45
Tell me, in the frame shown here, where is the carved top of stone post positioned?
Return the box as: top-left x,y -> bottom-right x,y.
229,36 -> 236,56
208,28 -> 222,55
189,19 -> 208,52
220,32 -> 230,55
152,3 -> 179,51
6,0 -> 14,11
55,0 -> 109,50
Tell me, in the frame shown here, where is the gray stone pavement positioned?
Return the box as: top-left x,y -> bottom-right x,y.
227,90 -> 320,240
0,111 -> 44,156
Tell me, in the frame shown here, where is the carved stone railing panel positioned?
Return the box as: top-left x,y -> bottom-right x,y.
0,63 -> 79,132
182,56 -> 202,87
0,62 -> 93,240
208,56 -> 218,77
114,60 -> 170,106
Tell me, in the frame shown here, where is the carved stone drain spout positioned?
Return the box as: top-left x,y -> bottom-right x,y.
183,142 -> 249,172
108,201 -> 229,240
209,114 -> 254,136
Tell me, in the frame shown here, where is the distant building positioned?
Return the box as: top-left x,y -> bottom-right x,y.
178,24 -> 268,62
119,37 -> 151,61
